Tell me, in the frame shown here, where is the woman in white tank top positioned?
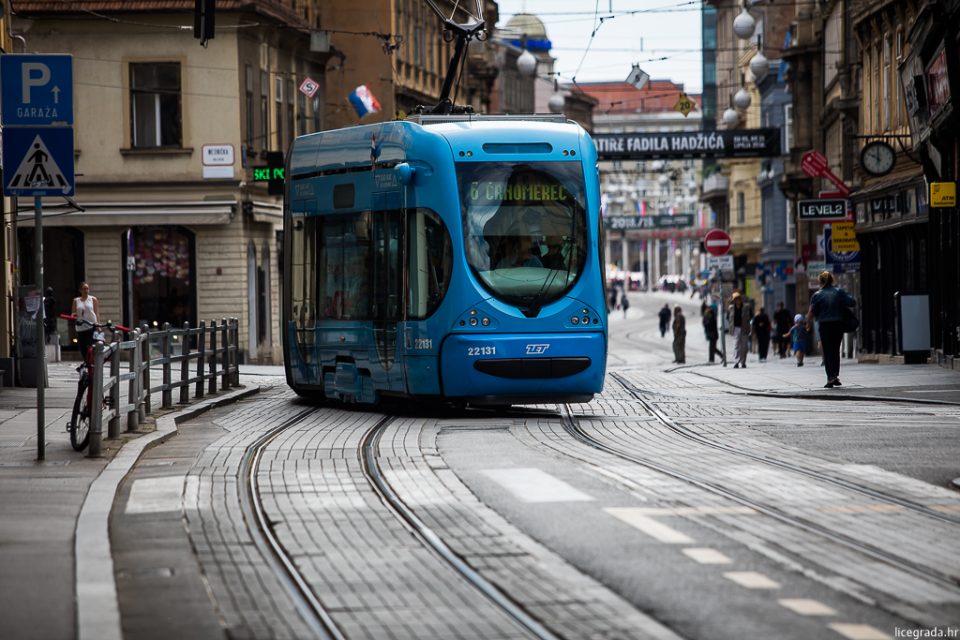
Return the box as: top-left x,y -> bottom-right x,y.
71,282 -> 100,357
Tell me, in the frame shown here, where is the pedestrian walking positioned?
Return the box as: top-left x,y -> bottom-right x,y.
672,305 -> 686,364
702,306 -> 724,364
621,292 -> 630,318
751,306 -> 772,362
773,301 -> 793,358
727,292 -> 749,368
609,287 -> 619,313
786,314 -> 810,367
43,287 -> 57,344
658,303 -> 671,338
71,281 -> 100,356
807,270 -> 856,388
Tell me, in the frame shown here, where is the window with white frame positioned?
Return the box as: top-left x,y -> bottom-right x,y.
130,62 -> 182,148
786,200 -> 796,244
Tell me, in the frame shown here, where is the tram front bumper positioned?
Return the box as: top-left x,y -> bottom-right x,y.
440,332 -> 606,400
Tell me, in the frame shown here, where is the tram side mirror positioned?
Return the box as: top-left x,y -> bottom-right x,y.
395,162 -> 417,185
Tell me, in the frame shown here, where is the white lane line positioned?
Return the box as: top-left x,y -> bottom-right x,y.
481,468 -> 594,503
605,508 -> 695,544
778,599 -> 836,616
827,623 -> 891,640
124,476 -> 184,514
723,571 -> 781,589
631,506 -> 756,516
682,547 -> 732,564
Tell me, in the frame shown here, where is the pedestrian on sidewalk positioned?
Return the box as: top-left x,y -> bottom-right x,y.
751,306 -> 772,362
672,305 -> 686,364
71,282 -> 100,357
621,292 -> 630,318
807,270 -> 856,388
773,301 -> 792,358
727,292 -> 749,368
702,305 -> 724,364
786,313 -> 810,366
658,303 -> 671,338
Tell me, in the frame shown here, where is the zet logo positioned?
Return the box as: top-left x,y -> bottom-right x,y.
525,344 -> 550,355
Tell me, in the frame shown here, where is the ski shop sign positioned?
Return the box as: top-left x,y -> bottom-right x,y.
594,129 -> 781,160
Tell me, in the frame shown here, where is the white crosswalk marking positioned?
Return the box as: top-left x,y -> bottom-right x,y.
605,508 -> 695,543
124,476 -> 183,514
777,599 -> 836,616
682,547 -> 732,564
481,468 -> 594,503
827,623 -> 891,640
723,571 -> 781,589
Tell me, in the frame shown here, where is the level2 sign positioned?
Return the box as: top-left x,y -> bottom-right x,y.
1,54 -> 74,126
2,127 -> 75,196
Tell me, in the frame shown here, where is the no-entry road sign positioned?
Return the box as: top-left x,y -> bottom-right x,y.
703,228 -> 732,256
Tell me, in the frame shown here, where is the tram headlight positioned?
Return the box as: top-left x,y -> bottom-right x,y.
469,318 -> 478,326
481,318 -> 490,326
582,316 -> 590,324
571,316 -> 579,324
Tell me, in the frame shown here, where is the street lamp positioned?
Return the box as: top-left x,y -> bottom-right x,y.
517,48 -> 537,77
733,7 -> 756,40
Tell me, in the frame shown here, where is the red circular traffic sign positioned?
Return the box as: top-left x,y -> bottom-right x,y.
703,229 -> 732,256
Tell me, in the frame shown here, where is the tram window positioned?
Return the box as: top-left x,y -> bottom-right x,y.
372,212 -> 403,322
457,161 -> 587,307
407,208 -> 453,319
290,215 -> 317,332
318,213 -> 372,320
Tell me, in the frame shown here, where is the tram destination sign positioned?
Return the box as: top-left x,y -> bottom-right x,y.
594,128 -> 781,160
604,214 -> 694,230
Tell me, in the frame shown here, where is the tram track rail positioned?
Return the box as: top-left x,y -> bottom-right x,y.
238,406 -> 346,640
610,371 -> 960,528
359,417 -> 561,640
556,401 -> 960,593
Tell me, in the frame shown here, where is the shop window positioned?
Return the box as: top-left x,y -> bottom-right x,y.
130,62 -> 182,148
123,227 -> 195,329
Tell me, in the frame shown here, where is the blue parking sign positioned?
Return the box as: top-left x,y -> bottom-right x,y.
1,54 -> 74,126
2,127 -> 75,196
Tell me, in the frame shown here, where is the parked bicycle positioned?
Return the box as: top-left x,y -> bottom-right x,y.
59,314 -> 130,451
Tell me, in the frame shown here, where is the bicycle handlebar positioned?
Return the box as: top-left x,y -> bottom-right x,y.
58,314 -> 131,333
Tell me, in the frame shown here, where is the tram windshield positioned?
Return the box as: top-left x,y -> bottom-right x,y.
457,162 -> 587,311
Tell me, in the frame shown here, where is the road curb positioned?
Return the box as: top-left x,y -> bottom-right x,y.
686,369 -> 960,406
75,384 -> 262,640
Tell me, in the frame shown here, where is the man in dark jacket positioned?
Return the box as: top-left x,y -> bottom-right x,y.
807,271 -> 856,388
773,301 -> 792,358
658,304 -> 671,337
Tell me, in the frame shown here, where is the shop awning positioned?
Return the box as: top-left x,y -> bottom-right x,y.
15,200 -> 238,227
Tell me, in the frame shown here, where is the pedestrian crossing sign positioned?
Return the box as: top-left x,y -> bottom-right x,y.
2,126 -> 74,196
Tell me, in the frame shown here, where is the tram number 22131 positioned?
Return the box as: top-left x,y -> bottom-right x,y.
467,346 -> 497,356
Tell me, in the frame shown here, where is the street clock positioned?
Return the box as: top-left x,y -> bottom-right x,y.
860,140 -> 896,177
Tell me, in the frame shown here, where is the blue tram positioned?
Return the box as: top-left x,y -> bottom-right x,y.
282,114 -> 607,405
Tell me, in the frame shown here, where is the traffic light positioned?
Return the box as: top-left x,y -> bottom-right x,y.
194,0 -> 215,46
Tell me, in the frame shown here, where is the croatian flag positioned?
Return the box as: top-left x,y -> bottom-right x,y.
348,85 -> 381,118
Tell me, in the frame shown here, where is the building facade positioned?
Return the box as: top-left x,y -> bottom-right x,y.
12,1 -> 331,364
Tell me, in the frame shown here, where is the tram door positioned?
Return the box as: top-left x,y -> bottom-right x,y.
371,194 -> 403,374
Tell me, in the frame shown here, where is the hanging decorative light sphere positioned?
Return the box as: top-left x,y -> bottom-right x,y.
733,87 -> 752,110
548,92 -> 565,113
517,49 -> 537,77
722,107 -> 741,127
733,9 -> 756,40
750,51 -> 769,83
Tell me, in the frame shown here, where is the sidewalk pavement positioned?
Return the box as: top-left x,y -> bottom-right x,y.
0,358 -> 958,639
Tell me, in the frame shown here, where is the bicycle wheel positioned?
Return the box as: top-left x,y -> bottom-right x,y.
70,378 -> 92,451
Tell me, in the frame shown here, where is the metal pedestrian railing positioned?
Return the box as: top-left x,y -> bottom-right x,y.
87,318 -> 240,457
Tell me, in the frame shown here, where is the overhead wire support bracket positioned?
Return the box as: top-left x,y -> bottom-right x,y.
422,0 -> 486,115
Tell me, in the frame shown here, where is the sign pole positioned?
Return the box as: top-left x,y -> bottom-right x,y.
35,196 -> 45,461
718,270 -> 727,366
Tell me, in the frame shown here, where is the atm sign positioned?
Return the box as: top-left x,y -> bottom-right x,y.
930,182 -> 956,208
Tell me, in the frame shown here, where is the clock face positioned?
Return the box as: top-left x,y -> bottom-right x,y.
860,141 -> 896,176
